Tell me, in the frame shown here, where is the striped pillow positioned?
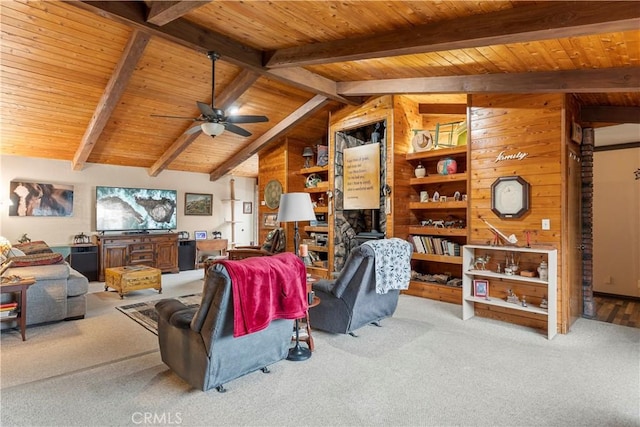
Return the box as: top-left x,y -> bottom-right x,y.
9,252 -> 64,267
13,241 -> 53,255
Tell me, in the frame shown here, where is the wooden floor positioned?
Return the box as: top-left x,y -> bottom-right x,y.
594,294 -> 640,328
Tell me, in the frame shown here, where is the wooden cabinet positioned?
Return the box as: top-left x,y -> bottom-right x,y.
95,233 -> 179,281
403,145 -> 469,304
300,165 -> 330,278
462,244 -> 558,339
155,237 -> 179,271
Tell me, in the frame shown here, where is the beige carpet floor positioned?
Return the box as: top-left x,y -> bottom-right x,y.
1,269 -> 639,427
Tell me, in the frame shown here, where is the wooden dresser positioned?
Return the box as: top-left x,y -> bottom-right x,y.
95,233 -> 179,281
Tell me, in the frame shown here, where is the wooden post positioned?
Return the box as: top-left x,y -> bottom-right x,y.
230,178 -> 236,248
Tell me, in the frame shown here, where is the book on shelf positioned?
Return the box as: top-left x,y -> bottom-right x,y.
411,235 -> 425,253
414,236 -> 460,257
1,310 -> 17,317
0,302 -> 18,311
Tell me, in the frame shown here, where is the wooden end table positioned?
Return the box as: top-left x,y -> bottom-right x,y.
300,296 -> 320,351
296,278 -> 321,352
1,276 -> 36,341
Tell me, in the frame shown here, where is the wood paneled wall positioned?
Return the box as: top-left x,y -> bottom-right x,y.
258,141 -> 288,247
391,95 -> 420,239
468,93 -> 567,332
258,137 -> 307,252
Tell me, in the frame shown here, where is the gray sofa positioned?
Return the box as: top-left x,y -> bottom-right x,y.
2,262 -> 89,325
155,262 -> 295,392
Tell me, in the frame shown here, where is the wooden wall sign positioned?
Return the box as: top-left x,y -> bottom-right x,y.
494,150 -> 528,162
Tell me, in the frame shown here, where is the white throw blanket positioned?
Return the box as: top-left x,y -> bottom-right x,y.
362,238 -> 412,294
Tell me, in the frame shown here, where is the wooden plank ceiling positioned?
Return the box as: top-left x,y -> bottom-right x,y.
1,1 -> 638,180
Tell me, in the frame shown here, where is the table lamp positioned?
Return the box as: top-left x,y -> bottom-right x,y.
276,193 -> 316,256
276,193 -> 316,361
302,146 -> 314,169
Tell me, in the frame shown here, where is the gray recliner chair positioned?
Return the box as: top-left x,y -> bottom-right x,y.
309,239 -> 410,336
155,263 -> 293,392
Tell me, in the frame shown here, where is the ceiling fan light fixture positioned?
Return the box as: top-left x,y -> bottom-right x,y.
201,122 -> 225,136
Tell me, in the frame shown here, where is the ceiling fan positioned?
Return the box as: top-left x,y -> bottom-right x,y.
152,51 -> 268,137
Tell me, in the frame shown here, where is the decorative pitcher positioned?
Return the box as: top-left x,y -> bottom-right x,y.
537,261 -> 549,281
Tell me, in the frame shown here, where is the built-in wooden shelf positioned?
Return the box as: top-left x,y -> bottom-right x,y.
408,226 -> 467,237
409,173 -> 467,186
403,280 -> 462,305
304,187 -> 329,194
300,165 -> 329,174
411,253 -> 463,264
405,145 -> 467,161
305,226 -> 328,233
409,201 -> 467,210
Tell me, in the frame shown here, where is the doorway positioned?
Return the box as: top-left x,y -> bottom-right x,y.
582,126 -> 640,324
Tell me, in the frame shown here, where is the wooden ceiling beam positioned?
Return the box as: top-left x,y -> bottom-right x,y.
337,67 -> 640,96
146,1 -> 210,26
69,1 -> 358,105
72,30 -> 150,171
419,104 -> 467,115
266,1 -> 640,68
209,95 -> 331,181
149,69 -> 261,176
581,106 -> 640,124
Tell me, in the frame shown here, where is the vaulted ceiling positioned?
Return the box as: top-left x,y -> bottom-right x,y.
1,1 -> 638,180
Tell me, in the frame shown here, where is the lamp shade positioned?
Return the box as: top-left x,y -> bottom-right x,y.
276,193 -> 316,223
201,122 -> 225,136
302,147 -> 314,157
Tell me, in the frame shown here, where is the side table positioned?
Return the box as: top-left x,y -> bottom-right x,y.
0,276 -> 36,341
300,296 -> 320,351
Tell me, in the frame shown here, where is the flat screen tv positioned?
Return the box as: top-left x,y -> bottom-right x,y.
96,186 -> 177,232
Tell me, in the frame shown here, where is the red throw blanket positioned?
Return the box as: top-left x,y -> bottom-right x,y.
217,253 -> 307,337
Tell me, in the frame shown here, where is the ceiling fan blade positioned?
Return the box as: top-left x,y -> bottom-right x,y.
196,101 -> 215,117
185,124 -> 203,135
226,115 -> 269,124
224,123 -> 251,137
151,114 -> 196,120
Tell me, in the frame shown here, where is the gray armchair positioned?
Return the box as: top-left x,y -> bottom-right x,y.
155,262 -> 294,392
308,238 -> 411,336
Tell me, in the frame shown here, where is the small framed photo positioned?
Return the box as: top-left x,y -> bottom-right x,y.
243,202 -> 252,214
194,231 -> 207,240
263,213 -> 278,228
571,122 -> 583,144
473,279 -> 489,298
185,193 -> 213,216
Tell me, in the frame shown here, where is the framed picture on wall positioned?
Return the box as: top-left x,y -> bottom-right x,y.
185,193 -> 213,216
243,202 -> 252,214
263,213 -> 278,228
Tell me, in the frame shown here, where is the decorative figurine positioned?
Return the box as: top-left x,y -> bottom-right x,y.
521,296 -> 527,307
506,289 -> 520,305
540,298 -> 548,309
473,254 -> 491,270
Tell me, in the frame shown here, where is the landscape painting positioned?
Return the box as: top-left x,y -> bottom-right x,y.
185,193 -> 213,216
9,181 -> 74,217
